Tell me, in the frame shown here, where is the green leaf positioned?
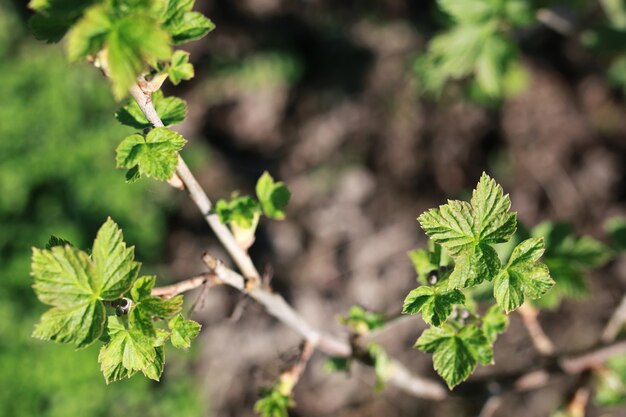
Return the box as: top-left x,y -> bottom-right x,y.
116,127 -> 186,181
493,238 -> 554,312
448,243 -> 501,289
368,343 -> 392,390
98,316 -> 157,383
164,11 -> 215,45
29,13 -> 74,43
475,34 -> 518,97
130,276 -> 183,319
481,305 -> 508,343
32,300 -> 106,348
116,90 -> 187,129
32,218 -> 141,348
594,355 -> 626,406
408,243 -> 442,283
606,216 -> 626,251
438,0 -> 494,23
339,305 -> 385,334
28,0 -> 97,43
168,50 -> 194,84
106,15 -> 172,99
93,217 -> 141,300
45,235 -> 73,249
168,314 -> 201,349
142,345 -> 165,381
531,222 -> 611,308
415,324 -> 492,388
323,357 -> 351,373
402,286 -> 465,327
470,173 -> 517,244
256,171 -> 291,220
254,387 -> 293,417
418,173 -> 516,289
215,196 -> 261,229
429,25 -> 490,78
66,5 -> 111,61
419,200 -> 475,256
504,0 -> 534,27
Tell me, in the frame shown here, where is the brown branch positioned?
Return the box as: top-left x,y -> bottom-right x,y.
517,303 -> 555,356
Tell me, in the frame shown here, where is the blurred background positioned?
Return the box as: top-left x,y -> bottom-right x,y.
1,0 -> 625,416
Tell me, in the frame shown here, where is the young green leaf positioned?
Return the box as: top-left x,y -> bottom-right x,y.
66,5 -> 111,61
143,346 -> 165,381
168,50 -> 194,84
339,305 -> 385,334
45,235 -> 73,249
32,296 -> 107,349
418,173 -> 516,289
408,242 -> 444,284
93,217 -> 141,300
415,324 -> 493,388
323,357 -> 351,373
606,216 -> 626,251
493,238 -> 554,312
594,355 -> 626,406
32,218 -> 141,348
116,127 -> 186,181
28,0 -> 97,43
168,314 -> 201,349
475,34 -> 518,97
116,90 -> 187,129
531,222 -> 610,308
164,11 -> 215,45
481,305 -> 508,343
130,276 -> 183,319
106,15 -> 172,99
254,387 -> 293,417
215,196 -> 261,229
98,316 -> 157,383
256,171 -> 291,220
438,0 -> 494,24
428,25 -> 489,78
368,343 -> 392,391
402,286 -> 465,327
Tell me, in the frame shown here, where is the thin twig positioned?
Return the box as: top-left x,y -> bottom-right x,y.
561,340 -> 626,374
201,253 -> 448,400
517,303 -> 555,356
128,83 -> 261,283
478,396 -> 503,417
151,273 -> 215,298
279,340 -> 317,395
602,294 -> 626,343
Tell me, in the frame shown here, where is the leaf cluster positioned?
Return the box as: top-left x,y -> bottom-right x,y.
405,173 -> 546,387
254,386 -> 294,417
415,0 -> 533,100
529,222 -> 610,309
594,355 -> 626,407
339,305 -> 386,335
29,0 -> 215,99
31,218 -> 200,383
215,172 -> 292,244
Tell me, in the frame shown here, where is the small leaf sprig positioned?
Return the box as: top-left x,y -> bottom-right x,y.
415,0 -> 533,100
31,218 -> 201,383
215,172 -> 292,249
403,173 -> 550,388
